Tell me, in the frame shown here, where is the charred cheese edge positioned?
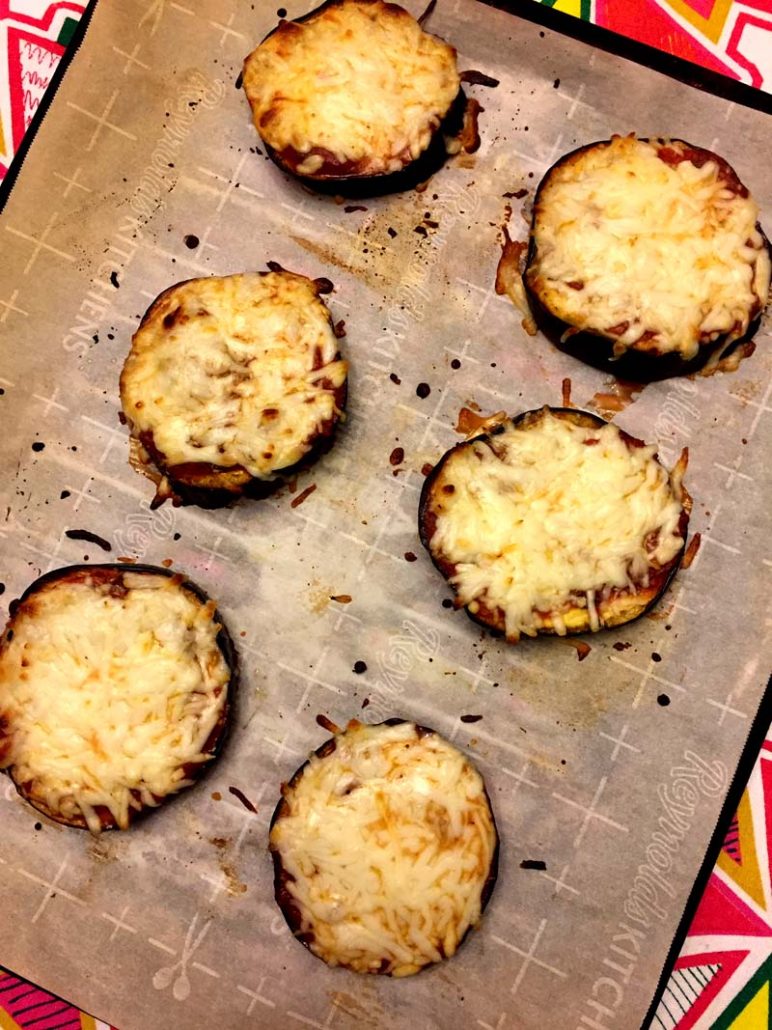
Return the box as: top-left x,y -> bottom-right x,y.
526,136 -> 771,360
270,721 -> 497,976
119,271 -> 347,486
423,409 -> 687,641
0,569 -> 230,833
243,0 -> 460,177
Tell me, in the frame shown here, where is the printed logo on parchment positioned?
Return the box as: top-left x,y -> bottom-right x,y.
654,378 -> 701,470
365,620 -> 440,722
113,498 -> 176,560
575,751 -> 727,1029
61,70 -> 226,359
152,913 -> 212,1002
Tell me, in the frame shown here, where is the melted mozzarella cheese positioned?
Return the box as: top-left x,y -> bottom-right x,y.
527,136 -> 771,358
120,271 -> 347,480
243,0 -> 460,175
271,721 -> 496,976
428,410 -> 685,640
0,572 -> 230,832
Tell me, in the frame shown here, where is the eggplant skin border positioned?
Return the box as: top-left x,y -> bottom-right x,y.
122,272 -> 348,510
245,0 -> 467,198
0,563 -> 237,832
268,718 -> 500,975
522,138 -> 770,383
418,406 -> 689,641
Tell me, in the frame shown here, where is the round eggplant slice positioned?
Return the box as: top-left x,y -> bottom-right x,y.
419,407 -> 691,641
119,269 -> 348,508
522,136 -> 771,380
270,719 -> 499,976
0,564 -> 234,832
242,0 -> 463,195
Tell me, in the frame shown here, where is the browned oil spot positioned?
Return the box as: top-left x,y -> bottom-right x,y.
329,985 -> 385,1026
290,235 -> 380,291
87,836 -> 116,864
729,376 -> 763,403
561,377 -> 573,407
389,447 -> 405,466
330,594 -> 352,604
307,582 -> 333,614
220,858 -> 248,896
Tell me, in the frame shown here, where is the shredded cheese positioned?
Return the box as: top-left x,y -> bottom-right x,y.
243,0 -> 460,176
0,571 -> 230,832
527,136 -> 770,359
427,410 -> 686,640
120,271 -> 347,481
271,721 -> 496,976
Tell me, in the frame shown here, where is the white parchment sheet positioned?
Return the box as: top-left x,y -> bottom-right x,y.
0,1 -> 770,1027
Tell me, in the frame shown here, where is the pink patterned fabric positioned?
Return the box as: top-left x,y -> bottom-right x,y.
0,968 -> 113,1027
0,1 -> 87,178
0,3 -> 770,1030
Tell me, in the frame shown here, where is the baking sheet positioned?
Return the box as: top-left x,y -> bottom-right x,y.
0,1 -> 770,1027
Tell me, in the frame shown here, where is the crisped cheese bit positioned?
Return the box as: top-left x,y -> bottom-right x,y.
0,571 -> 230,833
271,721 -> 497,976
527,136 -> 771,359
243,0 -> 460,176
120,271 -> 347,481
427,410 -> 686,640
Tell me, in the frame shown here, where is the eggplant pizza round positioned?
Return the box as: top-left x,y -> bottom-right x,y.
119,269 -> 348,508
419,406 -> 692,641
270,719 -> 499,976
242,0 -> 463,191
0,565 -> 234,832
523,135 -> 770,379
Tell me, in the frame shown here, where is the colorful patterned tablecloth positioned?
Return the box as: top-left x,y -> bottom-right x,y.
0,2 -> 770,1029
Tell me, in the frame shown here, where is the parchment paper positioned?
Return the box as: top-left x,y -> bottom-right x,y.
0,1 -> 770,1027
